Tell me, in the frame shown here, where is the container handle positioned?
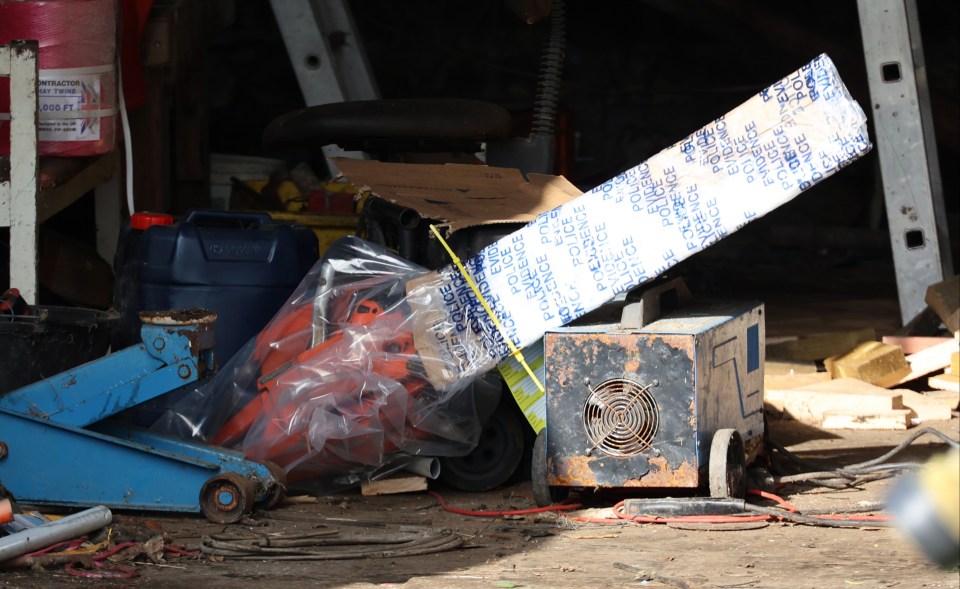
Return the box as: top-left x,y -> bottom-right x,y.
183,209 -> 274,228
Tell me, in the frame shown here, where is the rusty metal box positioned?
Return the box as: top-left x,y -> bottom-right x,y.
543,300 -> 764,491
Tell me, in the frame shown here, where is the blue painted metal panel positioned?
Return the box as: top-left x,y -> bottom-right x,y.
0,346 -> 164,421
0,407 -> 218,512
747,323 -> 760,373
91,421 -> 275,501
0,326 -> 207,427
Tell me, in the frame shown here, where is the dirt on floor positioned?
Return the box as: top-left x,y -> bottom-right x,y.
2,418 -> 957,589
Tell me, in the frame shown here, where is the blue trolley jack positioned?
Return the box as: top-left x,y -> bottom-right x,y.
0,310 -> 285,524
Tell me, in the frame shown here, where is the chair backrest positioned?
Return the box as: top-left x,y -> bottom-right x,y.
0,40 -> 40,302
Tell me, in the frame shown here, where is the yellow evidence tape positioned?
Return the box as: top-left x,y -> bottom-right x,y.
428,225 -> 544,393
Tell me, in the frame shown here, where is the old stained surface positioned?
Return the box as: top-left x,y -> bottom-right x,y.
544,328 -> 701,489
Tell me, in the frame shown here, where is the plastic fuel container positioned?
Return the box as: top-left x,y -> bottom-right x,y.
113,210 -> 319,365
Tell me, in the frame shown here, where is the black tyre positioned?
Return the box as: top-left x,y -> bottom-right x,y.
438,401 -> 525,492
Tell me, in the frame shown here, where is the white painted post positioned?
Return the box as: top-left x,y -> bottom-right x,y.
5,41 -> 40,303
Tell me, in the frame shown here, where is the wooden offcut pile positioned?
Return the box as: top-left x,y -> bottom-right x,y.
764,275 -> 960,430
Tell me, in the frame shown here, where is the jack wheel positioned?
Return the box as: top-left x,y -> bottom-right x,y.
200,472 -> 256,524
256,461 -> 288,511
531,429 -> 569,507
438,402 -> 524,492
709,428 -> 746,498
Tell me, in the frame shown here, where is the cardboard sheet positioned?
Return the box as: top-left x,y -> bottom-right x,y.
333,158 -> 583,235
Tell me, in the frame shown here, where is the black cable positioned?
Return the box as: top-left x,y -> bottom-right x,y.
743,504 -> 893,529
844,427 -> 959,470
767,427 -> 958,490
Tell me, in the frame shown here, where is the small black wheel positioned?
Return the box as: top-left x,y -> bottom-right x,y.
531,429 -> 569,507
200,472 -> 256,524
438,401 -> 525,492
255,461 -> 288,510
709,428 -> 746,498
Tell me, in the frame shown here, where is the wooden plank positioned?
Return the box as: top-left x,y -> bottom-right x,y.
765,359 -> 820,375
896,340 -> 959,384
898,389 -> 953,423
824,341 -> 911,388
881,335 -> 953,355
923,388 -> 960,409
764,371 -> 831,392
952,350 -> 959,375
764,377 -> 903,424
821,409 -> 911,430
360,474 -> 428,496
925,275 -> 959,333
36,151 -> 120,223
766,328 -> 876,361
928,373 -> 960,394
171,0 -> 210,212
142,13 -> 174,67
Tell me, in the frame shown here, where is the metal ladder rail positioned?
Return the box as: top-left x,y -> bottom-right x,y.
857,0 -> 954,325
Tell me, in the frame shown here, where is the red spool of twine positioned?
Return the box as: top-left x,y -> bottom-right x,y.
0,0 -> 118,157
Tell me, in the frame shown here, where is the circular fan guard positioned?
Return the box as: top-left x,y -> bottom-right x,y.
582,378 -> 659,457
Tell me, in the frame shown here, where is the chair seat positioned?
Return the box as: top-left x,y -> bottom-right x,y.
262,98 -> 512,153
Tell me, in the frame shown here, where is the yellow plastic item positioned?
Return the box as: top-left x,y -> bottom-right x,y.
268,210 -> 360,256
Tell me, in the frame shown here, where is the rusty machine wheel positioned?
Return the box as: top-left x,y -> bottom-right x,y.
709,428 -> 746,498
200,472 -> 256,524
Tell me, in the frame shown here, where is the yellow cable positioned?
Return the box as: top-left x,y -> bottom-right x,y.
428,225 -> 544,393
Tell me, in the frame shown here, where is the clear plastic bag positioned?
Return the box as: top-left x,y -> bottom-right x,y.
149,236 -> 490,492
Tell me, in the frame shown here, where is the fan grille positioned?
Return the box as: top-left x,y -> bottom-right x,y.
582,378 -> 659,457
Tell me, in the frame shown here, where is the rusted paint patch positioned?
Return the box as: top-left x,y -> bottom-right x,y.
621,455 -> 699,488
550,454 -> 698,488
548,455 -> 598,487
140,308 -> 217,325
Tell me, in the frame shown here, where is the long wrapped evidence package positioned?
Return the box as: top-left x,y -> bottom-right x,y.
407,53 -> 872,388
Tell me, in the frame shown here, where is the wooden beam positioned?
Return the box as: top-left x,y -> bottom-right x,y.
766,328 -> 876,362
764,377 -> 903,424
881,335 -> 953,355
896,340 -> 959,384
925,275 -> 959,333
824,341 -> 911,388
821,410 -> 911,430
360,474 -> 428,496
36,151 -> 120,223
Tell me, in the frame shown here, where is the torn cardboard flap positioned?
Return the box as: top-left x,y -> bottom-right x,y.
332,158 -> 583,235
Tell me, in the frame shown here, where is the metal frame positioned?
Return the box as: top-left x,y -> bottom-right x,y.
857,0 -> 953,324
